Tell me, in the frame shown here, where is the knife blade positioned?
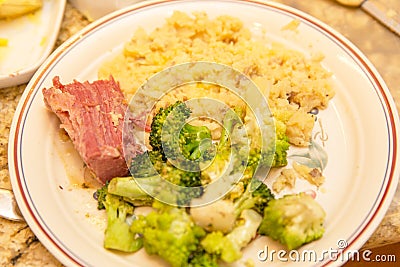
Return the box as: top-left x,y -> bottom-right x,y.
361,0 -> 400,36
336,0 -> 400,36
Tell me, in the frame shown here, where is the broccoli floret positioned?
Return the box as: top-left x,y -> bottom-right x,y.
218,105 -> 246,149
200,106 -> 246,182
129,150 -> 163,178
130,150 -> 202,187
95,181 -> 109,210
188,248 -> 219,267
221,145 -> 275,210
232,148 -> 267,196
200,231 -> 241,263
240,119 -> 289,169
149,101 -> 190,154
103,193 -> 143,252
130,204 -> 206,267
273,119 -> 290,167
180,123 -> 213,161
161,159 -> 203,188
149,101 -> 212,161
135,101 -> 212,205
233,179 -> 275,217
258,193 -> 326,250
129,150 -> 203,206
201,103 -> 286,185
200,209 -> 262,263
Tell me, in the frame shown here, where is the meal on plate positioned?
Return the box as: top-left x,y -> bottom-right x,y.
42,11 -> 335,266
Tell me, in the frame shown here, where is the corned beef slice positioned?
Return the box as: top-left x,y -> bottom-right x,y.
43,76 -> 129,183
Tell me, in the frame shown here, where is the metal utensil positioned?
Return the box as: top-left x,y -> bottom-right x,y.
336,0 -> 400,36
0,188 -> 24,221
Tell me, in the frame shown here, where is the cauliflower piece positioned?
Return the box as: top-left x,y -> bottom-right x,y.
190,200 -> 236,233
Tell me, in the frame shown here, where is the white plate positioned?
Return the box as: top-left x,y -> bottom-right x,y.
8,0 -> 400,266
0,0 -> 66,88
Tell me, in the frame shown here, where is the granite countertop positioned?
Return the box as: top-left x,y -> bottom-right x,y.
0,0 -> 399,266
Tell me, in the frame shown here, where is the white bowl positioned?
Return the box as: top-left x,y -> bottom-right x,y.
69,0 -> 143,21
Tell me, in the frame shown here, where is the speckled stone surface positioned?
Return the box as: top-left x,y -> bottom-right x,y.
0,3 -> 90,266
0,0 -> 399,266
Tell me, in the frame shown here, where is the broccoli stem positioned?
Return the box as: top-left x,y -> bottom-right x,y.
103,194 -> 143,252
233,179 -> 274,217
218,106 -> 246,149
107,177 -> 155,206
225,209 -> 262,253
108,177 -> 150,198
104,213 -> 143,252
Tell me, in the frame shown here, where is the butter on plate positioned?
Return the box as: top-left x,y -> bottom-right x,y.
0,0 -> 43,19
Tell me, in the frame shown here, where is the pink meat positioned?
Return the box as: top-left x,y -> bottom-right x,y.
43,76 -> 131,183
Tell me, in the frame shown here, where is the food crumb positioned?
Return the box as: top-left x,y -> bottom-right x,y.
273,168 -> 297,193
243,258 -> 255,267
281,19 -> 300,31
311,52 -> 325,62
386,9 -> 397,18
40,36 -> 47,46
0,38 -> 8,46
293,162 -> 325,187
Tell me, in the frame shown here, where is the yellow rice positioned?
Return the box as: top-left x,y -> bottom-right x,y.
98,11 -> 335,147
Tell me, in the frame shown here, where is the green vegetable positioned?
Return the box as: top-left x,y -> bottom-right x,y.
95,181 -> 109,210
200,231 -> 241,263
107,176 -> 154,207
272,119 -> 290,167
179,122 -> 213,161
128,150 -> 163,178
130,150 -> 202,187
258,193 -> 326,250
130,203 -> 206,267
201,104 -> 289,189
200,106 -> 246,182
149,101 -> 212,161
188,248 -> 219,267
94,100 -> 310,264
200,209 -> 262,263
132,101 -> 214,205
218,105 -> 246,149
225,209 -> 262,256
102,193 -> 142,252
233,179 -> 275,217
225,147 -> 274,202
129,149 -> 203,206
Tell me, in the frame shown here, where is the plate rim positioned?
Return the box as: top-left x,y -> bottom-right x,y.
8,0 -> 400,266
